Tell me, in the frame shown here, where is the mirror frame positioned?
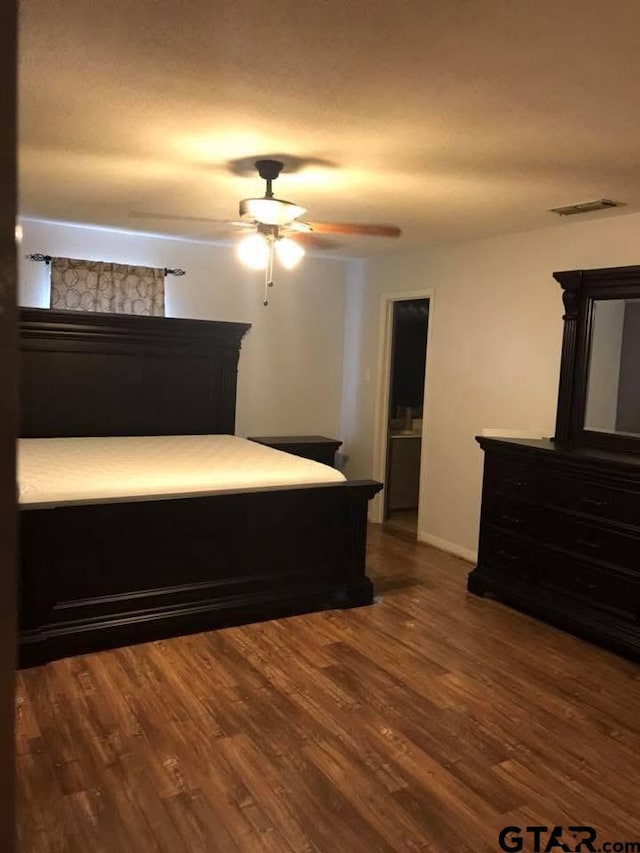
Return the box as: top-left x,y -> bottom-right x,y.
554,264 -> 640,454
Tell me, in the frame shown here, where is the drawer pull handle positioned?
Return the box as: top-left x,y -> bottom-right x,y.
580,497 -> 607,508
497,549 -> 521,562
575,536 -> 601,550
499,514 -> 523,525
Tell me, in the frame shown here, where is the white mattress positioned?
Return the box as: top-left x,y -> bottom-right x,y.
17,434 -> 345,509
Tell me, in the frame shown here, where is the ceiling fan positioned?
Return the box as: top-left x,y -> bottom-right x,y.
131,158 -> 402,305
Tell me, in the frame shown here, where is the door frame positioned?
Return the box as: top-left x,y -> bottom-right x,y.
370,288 -> 435,525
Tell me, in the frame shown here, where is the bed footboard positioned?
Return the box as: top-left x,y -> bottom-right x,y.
19,479 -> 382,667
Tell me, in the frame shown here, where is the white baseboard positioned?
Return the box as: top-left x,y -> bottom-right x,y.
417,531 -> 477,564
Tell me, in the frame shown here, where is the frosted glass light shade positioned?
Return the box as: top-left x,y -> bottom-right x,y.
275,237 -> 305,269
240,197 -> 307,225
236,233 -> 270,270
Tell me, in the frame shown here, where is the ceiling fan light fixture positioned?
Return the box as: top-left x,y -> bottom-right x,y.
239,197 -> 307,226
236,232 -> 270,270
275,237 -> 305,269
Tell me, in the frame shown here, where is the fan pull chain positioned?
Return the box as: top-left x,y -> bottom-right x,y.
263,239 -> 275,306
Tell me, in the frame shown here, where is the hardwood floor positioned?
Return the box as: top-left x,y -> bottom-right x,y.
16,526 -> 640,852
384,509 -> 418,536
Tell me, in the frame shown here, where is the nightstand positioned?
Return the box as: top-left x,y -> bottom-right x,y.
247,435 -> 342,468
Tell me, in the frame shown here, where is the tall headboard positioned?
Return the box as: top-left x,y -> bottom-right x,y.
19,308 -> 251,437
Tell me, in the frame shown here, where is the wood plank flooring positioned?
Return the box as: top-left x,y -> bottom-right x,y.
16,526 -> 640,852
384,509 -> 418,536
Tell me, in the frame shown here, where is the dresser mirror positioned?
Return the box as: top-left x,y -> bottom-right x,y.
553,265 -> 640,454
584,298 -> 640,439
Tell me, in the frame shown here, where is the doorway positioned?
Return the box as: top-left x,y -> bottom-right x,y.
381,297 -> 430,537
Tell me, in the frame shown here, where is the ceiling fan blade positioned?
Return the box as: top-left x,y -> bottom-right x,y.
129,210 -> 231,225
307,222 -> 402,238
290,233 -> 343,251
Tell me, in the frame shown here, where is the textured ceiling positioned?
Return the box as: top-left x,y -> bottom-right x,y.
18,0 -> 640,256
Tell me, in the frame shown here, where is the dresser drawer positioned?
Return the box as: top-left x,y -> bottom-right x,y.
538,547 -> 640,621
543,514 -> 640,574
482,528 -> 536,581
487,455 -> 539,501
486,492 -> 537,536
542,473 -> 640,529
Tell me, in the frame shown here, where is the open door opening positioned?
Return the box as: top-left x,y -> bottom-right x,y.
383,298 -> 429,538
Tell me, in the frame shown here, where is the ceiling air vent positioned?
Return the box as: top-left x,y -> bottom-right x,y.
549,199 -> 626,216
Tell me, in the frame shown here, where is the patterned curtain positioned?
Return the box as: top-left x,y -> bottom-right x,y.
50,257 -> 165,316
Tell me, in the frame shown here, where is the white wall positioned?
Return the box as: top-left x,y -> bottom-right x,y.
18,218 -> 350,439
348,211 -> 640,560
339,258 -> 367,470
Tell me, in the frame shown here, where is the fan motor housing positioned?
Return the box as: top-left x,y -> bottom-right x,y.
255,159 -> 284,182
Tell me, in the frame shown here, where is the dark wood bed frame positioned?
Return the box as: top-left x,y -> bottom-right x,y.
18,308 -> 382,667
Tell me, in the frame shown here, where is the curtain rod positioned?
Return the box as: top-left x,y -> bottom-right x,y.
25,254 -> 185,276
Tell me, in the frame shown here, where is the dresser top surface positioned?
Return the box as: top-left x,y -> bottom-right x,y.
476,435 -> 640,470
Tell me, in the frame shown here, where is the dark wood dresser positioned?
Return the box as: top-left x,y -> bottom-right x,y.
468,437 -> 640,659
468,264 -> 640,660
247,435 -> 342,468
